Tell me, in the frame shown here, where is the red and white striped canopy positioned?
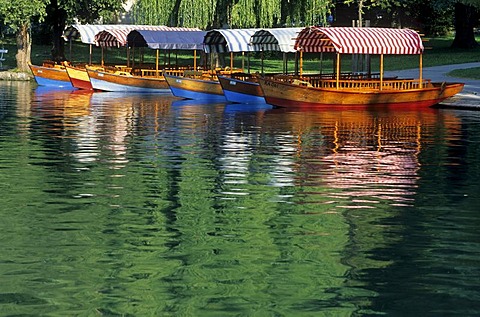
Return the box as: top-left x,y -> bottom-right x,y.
294,27 -> 424,55
94,26 -> 201,48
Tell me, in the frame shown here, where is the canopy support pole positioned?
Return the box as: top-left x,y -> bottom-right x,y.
261,49 -> 264,75
230,52 -> 233,74
101,47 -> 104,67
132,47 -> 135,69
69,40 -> 72,62
320,52 -> 323,75
336,53 -> 340,89
89,44 -> 92,65
156,49 -> 159,77
299,50 -> 303,77
380,54 -> 384,91
194,50 -> 197,69
419,53 -> 423,88
294,52 -> 298,75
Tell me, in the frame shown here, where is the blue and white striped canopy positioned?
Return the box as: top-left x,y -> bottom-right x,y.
127,29 -> 206,50
63,24 -> 153,44
203,28 -> 260,53
94,26 -> 201,47
250,27 -> 304,53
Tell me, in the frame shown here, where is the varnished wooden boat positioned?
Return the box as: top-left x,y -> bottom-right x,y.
218,73 -> 265,104
29,62 -> 73,88
218,27 -> 303,104
164,71 -> 226,101
257,26 -> 465,109
65,65 -> 95,90
86,67 -> 171,93
258,76 -> 464,109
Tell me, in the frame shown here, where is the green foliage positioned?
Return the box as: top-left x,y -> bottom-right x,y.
0,0 -> 47,30
299,0 -> 333,26
230,0 -> 259,27
179,0 -> 214,28
461,0 -> 480,7
132,0 -> 333,28
132,0 -> 175,26
421,1 -> 454,35
58,0 -> 126,24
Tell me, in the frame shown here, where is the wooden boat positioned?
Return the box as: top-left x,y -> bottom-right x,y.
86,67 -> 171,93
164,71 -> 226,101
218,72 -> 376,104
65,65 -> 96,90
167,28 -> 263,102
29,62 -> 73,88
84,28 -> 206,93
258,27 -> 465,109
218,28 -> 303,104
258,76 -> 464,109
218,73 -> 265,104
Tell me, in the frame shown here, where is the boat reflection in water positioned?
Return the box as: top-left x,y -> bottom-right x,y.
258,106 -> 460,208
32,86 -> 91,117
31,86 -> 460,209
31,88 -> 179,168
29,86 -> 460,209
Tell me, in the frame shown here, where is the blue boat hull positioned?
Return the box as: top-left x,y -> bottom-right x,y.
34,76 -> 73,88
223,89 -> 266,104
165,74 -> 226,101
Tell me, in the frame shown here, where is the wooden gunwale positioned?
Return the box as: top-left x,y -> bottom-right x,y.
87,68 -> 170,90
272,76 -> 432,91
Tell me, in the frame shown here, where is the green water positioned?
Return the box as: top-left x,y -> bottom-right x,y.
1,81 -> 480,316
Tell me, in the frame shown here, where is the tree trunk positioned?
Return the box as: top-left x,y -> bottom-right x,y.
358,0 -> 363,27
51,15 -> 66,61
48,0 -> 67,62
452,3 -> 478,49
15,23 -> 31,72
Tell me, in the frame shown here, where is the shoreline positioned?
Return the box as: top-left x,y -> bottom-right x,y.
0,70 -> 33,81
2,66 -> 479,110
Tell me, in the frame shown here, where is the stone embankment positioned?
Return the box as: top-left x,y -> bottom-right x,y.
0,70 -> 33,81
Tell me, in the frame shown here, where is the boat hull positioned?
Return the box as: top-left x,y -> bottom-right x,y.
29,64 -> 73,88
258,78 -> 465,109
87,68 -> 171,93
164,74 -> 226,101
65,65 -> 93,90
218,75 -> 265,104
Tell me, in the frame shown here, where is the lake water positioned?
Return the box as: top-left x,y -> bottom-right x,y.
1,80 -> 480,316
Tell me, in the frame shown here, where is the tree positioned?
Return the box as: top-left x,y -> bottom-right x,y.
132,0 -> 333,29
0,0 -> 47,71
46,0 -> 126,61
452,1 -> 479,48
415,0 -> 480,48
373,0 -> 480,47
